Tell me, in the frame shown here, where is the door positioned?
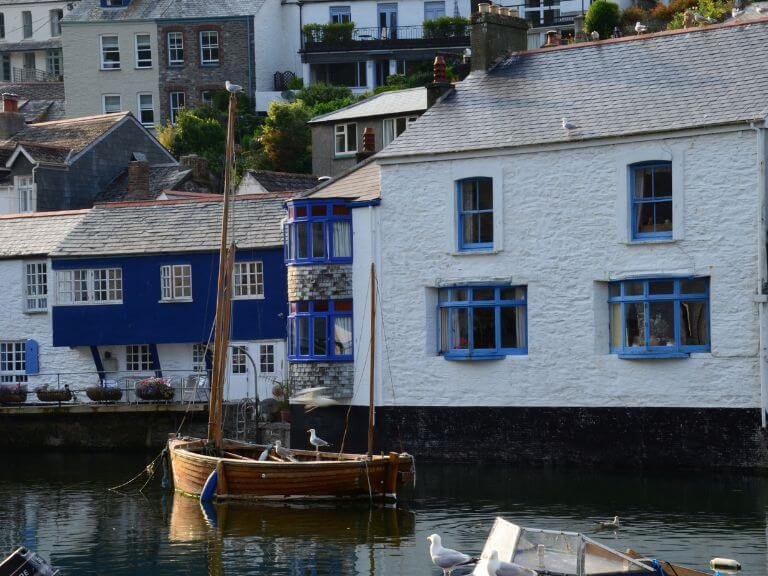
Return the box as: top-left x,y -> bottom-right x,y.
227,343 -> 253,401
377,3 -> 398,38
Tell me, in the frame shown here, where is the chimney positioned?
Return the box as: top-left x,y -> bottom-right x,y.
0,93 -> 25,139
542,30 -> 560,47
470,8 -> 529,72
179,154 -> 210,182
356,127 -> 376,162
427,55 -> 454,108
126,159 -> 150,199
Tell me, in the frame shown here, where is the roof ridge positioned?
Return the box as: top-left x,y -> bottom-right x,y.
95,191 -> 293,209
27,111 -> 129,127
0,209 -> 90,220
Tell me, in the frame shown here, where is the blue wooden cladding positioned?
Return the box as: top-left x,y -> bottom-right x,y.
51,249 -> 287,347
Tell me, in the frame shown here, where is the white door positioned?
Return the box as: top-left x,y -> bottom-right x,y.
226,343 -> 254,401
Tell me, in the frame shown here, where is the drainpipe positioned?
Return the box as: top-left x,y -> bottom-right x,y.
751,121 -> 768,427
30,162 -> 39,211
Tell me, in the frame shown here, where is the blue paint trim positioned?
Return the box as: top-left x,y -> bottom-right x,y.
284,199 -> 353,265
149,343 -> 162,377
456,177 -> 494,252
629,161 -> 673,242
287,299 -> 353,361
24,340 -> 39,374
200,468 -> 217,502
347,199 -> 381,208
90,346 -> 106,381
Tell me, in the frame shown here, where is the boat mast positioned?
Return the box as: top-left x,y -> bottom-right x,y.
207,84 -> 239,450
367,262 -> 376,458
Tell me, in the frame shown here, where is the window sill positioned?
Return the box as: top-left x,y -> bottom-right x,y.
288,357 -> 353,363
168,63 -> 184,68
159,298 -> 193,304
100,67 -> 121,71
200,62 -> 220,67
441,352 -> 525,361
23,309 -> 48,315
625,237 -> 676,245
617,352 -> 690,359
233,295 -> 265,301
134,66 -> 153,70
450,248 -> 501,257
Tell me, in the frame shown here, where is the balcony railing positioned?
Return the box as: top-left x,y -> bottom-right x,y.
11,67 -> 61,83
302,24 -> 470,52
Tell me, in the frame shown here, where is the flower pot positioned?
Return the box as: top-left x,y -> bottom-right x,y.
35,388 -> 72,403
135,378 -> 175,401
86,386 -> 123,402
0,384 -> 27,404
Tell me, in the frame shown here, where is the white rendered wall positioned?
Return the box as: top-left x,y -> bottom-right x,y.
0,0 -> 69,44
301,0 -> 472,30
367,129 -> 761,408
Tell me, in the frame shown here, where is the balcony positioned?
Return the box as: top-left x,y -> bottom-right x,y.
12,67 -> 61,83
302,24 -> 470,53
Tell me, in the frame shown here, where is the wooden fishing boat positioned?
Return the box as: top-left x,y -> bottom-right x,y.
167,82 -> 415,501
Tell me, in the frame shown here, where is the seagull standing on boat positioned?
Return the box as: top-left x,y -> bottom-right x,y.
486,550 -> 538,576
308,428 -> 330,455
427,534 -> 475,576
595,516 -> 620,530
273,440 -> 297,462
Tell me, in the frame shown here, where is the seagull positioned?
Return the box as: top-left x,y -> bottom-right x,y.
590,30 -> 599,40
427,534 -> 475,576
308,428 -> 330,455
692,11 -> 716,23
225,80 -> 243,93
756,5 -> 765,13
562,118 -> 577,130
292,386 -> 339,413
273,439 -> 297,462
595,516 -> 620,530
258,444 -> 273,461
634,21 -> 648,34
486,550 -> 538,576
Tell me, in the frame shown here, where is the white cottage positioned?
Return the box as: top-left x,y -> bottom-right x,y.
290,16 -> 768,467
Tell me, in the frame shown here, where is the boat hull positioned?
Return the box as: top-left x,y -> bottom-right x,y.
167,436 -> 415,500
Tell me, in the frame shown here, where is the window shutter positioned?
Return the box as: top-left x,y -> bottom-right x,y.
25,339 -> 39,374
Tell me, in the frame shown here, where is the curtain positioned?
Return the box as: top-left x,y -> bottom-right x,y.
333,221 -> 352,258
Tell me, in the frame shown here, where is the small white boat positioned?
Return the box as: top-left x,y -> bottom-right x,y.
0,547 -> 58,576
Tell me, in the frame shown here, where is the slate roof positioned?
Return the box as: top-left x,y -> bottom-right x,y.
53,194 -> 292,256
64,0 -> 265,22
309,88 -> 427,124
96,164 -> 194,202
380,20 -> 768,158
0,210 -> 88,258
19,99 -> 66,123
303,157 -> 381,202
0,39 -> 61,52
244,169 -> 320,192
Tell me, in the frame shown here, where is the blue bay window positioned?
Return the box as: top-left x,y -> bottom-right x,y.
630,161 -> 672,241
438,286 -> 526,359
457,177 -> 493,251
288,299 -> 353,361
285,200 -> 352,264
609,277 -> 709,358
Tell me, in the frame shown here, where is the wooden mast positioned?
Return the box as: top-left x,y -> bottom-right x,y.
367,262 -> 376,458
207,88 -> 238,450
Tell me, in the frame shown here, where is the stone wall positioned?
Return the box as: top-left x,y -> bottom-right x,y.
289,361 -> 354,399
287,264 -> 352,301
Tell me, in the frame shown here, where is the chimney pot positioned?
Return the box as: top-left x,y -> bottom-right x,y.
127,159 -> 151,200
490,4 -> 501,13
544,30 -> 560,47
2,93 -> 19,113
433,55 -> 448,84
478,2 -> 491,12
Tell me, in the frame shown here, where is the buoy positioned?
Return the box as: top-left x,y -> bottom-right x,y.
710,558 -> 741,571
200,468 -> 218,502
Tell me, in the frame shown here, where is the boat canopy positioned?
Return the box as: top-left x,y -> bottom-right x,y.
473,518 -> 655,576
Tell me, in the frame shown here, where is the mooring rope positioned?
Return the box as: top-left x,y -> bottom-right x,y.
107,448 -> 166,493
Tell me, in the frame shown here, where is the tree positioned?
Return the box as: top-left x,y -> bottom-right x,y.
584,0 -> 620,40
297,83 -> 354,108
258,101 -> 313,173
157,108 -> 227,174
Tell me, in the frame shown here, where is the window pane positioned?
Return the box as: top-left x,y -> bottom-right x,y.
624,281 -> 643,296
610,303 -> 622,349
634,168 -> 653,199
311,222 -> 325,258
314,300 -> 329,312
461,181 -> 475,210
654,200 -> 673,231
297,223 -> 308,258
473,307 -> 495,349
608,284 -> 620,298
653,165 -> 672,197
500,287 -> 525,301
451,308 -> 468,350
298,317 -> 309,355
681,301 -> 708,346
624,302 -> 644,347
636,201 -> 654,234
473,288 -> 494,300
477,213 -> 493,243
681,278 -> 708,294
649,301 -> 674,347
453,288 -> 468,302
334,316 -> 353,355
648,280 -> 673,295
476,179 -> 493,209
501,306 -> 523,349
332,220 -> 351,258
313,317 -> 327,356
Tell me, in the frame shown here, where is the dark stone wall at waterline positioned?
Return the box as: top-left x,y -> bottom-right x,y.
290,405 -> 768,469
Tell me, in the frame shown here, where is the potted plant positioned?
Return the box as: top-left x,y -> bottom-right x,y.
0,383 -> 27,404
35,385 -> 73,403
272,382 -> 291,422
86,385 -> 123,402
135,377 -> 175,401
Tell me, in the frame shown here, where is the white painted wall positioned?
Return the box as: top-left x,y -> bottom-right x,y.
301,0 -> 472,29
363,129 -> 761,408
0,0 -> 69,44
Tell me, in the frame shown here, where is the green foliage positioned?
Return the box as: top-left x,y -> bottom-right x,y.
310,97 -> 356,116
297,83 -> 354,108
666,10 -> 687,28
258,101 -> 313,173
584,0 -> 620,40
620,5 -> 647,28
665,0 -> 729,29
287,76 -> 304,90
422,16 -> 470,38
157,109 -> 226,173
302,21 -> 355,43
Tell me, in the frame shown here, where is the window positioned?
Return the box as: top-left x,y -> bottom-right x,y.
102,94 -> 121,114
169,91 -> 185,124
15,175 -> 34,212
167,31 -> 184,65
138,93 -> 154,126
46,49 -> 62,78
22,11 -> 32,38
259,344 -> 274,373
438,286 -> 526,359
199,31 -> 219,65
126,344 -> 153,372
201,90 -> 213,106
192,343 -> 208,372
0,13 -> 5,39
424,1 -> 446,20
100,35 -> 120,69
0,341 -> 26,383
103,0 -> 128,6
609,277 -> 709,358
160,264 -> 192,301
330,6 -> 351,22
382,115 -> 417,146
285,200 -> 352,264
288,300 -> 353,360
23,52 -> 35,71
57,268 -> 122,304
135,33 -> 152,68
24,262 -> 47,312
314,61 -> 367,88
457,177 -> 493,251
1,55 -> 10,81
233,261 -> 263,299
630,161 -> 672,241
334,122 -> 357,155
50,9 -> 63,37
232,346 -> 247,374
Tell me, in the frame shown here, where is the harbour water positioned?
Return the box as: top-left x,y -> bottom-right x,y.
0,453 -> 766,575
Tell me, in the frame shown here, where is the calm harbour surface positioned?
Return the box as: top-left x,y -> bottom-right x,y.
0,453 -> 766,576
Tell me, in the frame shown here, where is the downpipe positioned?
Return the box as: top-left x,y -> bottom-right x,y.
751,121 -> 768,427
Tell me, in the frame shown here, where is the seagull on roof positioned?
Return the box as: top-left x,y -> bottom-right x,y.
273,439 -> 297,462
634,21 -> 648,34
427,534 -> 475,576
562,118 -> 577,130
486,550 -> 538,576
692,11 -> 716,23
595,516 -> 620,531
590,30 -> 599,40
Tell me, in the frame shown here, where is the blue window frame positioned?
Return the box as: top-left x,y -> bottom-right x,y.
288,299 -> 353,361
438,286 -> 526,359
285,200 -> 352,264
457,177 -> 493,251
630,161 -> 672,241
609,277 -> 709,358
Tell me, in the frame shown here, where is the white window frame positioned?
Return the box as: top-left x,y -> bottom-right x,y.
382,115 -> 418,147
137,93 -> 154,126
0,341 -> 26,383
160,264 -> 192,302
126,344 -> 153,372
334,122 -> 357,156
231,346 -> 247,374
57,268 -> 122,305
233,261 -> 264,299
169,91 -> 185,124
192,343 -> 207,373
24,261 -> 47,313
14,175 -> 34,213
200,90 -> 213,107
102,94 -> 121,114
199,30 -> 219,65
167,31 -> 183,65
100,35 -> 120,70
134,33 -> 152,68
259,343 -> 274,373
50,9 -> 63,37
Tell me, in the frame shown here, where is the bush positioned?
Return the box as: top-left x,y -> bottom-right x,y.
287,76 -> 304,90
258,101 -> 313,173
423,16 -> 470,38
311,97 -> 356,116
620,5 -> 648,28
297,83 -> 354,108
302,21 -> 355,43
584,0 -> 620,40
